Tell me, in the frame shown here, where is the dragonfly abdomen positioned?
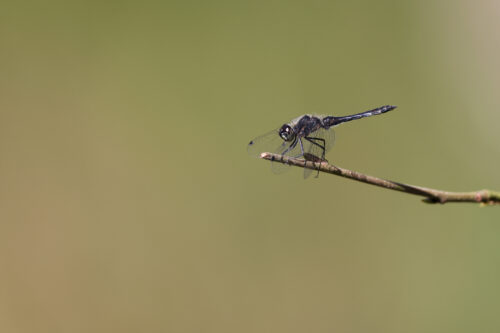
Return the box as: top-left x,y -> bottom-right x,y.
322,105 -> 396,128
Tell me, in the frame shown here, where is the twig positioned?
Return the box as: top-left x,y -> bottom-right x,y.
260,152 -> 500,205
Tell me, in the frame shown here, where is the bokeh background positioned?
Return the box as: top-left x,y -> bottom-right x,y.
1,0 -> 500,332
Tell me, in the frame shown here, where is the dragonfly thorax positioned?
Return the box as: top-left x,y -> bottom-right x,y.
292,115 -> 324,138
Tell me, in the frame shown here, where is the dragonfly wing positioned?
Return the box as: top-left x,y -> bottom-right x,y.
247,128 -> 299,174
304,127 -> 335,158
247,128 -> 284,158
270,137 -> 304,174
302,128 -> 335,179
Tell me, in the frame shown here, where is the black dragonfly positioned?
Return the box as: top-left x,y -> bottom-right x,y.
247,105 -> 396,178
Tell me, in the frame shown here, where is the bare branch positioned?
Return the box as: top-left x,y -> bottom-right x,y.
260,152 -> 500,205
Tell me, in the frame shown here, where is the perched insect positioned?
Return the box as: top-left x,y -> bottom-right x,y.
247,105 -> 396,178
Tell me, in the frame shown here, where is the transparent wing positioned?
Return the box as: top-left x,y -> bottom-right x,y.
318,127 -> 336,155
302,127 -> 335,179
247,128 -> 301,174
304,127 -> 335,158
270,137 -> 303,174
247,128 -> 286,158
247,126 -> 335,177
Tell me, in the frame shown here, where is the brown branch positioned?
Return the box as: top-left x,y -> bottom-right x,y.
260,152 -> 500,205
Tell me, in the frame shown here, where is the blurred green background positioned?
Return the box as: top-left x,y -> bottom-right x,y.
1,0 -> 500,332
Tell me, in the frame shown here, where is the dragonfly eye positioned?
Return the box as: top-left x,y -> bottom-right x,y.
279,124 -> 295,141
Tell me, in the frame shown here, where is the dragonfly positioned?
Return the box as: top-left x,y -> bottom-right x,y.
247,105 -> 397,178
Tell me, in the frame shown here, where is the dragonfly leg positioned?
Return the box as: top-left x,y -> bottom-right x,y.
280,138 -> 298,157
287,138 -> 305,159
298,138 -> 305,156
303,137 -> 326,178
305,136 -> 326,160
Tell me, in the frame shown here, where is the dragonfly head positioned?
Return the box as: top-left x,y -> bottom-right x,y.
279,124 -> 295,142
